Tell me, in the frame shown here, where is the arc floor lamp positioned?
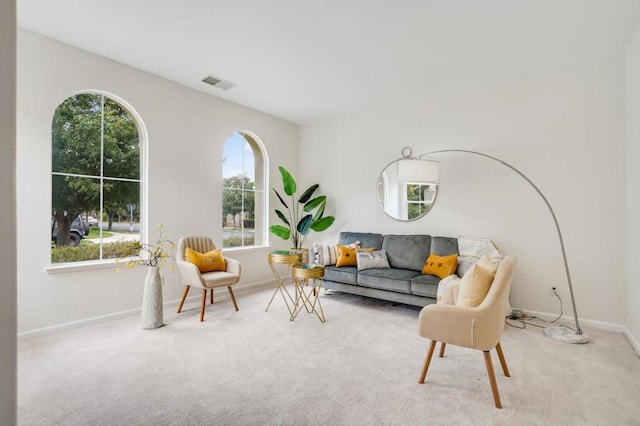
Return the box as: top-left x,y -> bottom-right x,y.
410,148 -> 589,344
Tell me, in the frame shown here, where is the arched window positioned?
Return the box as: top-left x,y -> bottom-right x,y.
222,131 -> 266,248
51,92 -> 144,264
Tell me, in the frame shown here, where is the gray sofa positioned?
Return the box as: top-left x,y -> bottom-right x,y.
322,231 -> 459,307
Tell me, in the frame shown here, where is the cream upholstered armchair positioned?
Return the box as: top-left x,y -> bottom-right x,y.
417,255 -> 518,408
176,236 -> 241,322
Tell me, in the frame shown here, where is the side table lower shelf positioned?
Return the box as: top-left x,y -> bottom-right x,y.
291,263 -> 326,323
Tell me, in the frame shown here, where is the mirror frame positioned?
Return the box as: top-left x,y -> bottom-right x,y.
376,158 -> 438,222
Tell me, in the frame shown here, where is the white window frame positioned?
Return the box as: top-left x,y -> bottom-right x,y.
47,90 -> 148,273
222,130 -> 268,251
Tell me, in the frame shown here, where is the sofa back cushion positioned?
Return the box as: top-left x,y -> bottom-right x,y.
430,236 -> 458,256
382,234 -> 431,271
339,232 -> 383,250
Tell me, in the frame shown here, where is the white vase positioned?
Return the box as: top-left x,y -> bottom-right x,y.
141,266 -> 163,329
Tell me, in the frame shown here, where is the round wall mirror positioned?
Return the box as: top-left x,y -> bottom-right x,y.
376,159 -> 438,221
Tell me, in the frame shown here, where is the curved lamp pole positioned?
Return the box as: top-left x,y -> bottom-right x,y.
418,149 -> 589,344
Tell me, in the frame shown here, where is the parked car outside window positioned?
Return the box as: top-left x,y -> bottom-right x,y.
51,215 -> 88,246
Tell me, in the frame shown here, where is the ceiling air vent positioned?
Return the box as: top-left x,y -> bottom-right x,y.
202,75 -> 236,90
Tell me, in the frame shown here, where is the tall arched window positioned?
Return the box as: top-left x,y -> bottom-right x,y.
51,92 -> 144,264
222,131 -> 266,248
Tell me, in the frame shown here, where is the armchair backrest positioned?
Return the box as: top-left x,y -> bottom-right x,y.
177,236 -> 216,262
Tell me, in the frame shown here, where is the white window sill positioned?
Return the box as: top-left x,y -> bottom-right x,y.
46,259 -> 121,275
222,244 -> 271,255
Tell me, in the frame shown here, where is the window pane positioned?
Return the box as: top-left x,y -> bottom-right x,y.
103,98 -> 140,179
103,179 -> 140,234
51,175 -> 99,263
52,93 -> 102,177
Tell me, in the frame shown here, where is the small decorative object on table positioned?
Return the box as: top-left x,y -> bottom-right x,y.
117,224 -> 175,329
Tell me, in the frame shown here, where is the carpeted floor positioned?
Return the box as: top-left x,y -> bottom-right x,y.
18,285 -> 640,425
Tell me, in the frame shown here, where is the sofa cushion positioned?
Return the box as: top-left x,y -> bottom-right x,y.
324,265 -> 359,285
339,232 -> 383,250
430,236 -> 459,256
411,274 -> 441,298
358,268 -> 420,294
382,234 -> 431,271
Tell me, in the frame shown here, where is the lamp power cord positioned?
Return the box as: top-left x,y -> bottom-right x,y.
505,287 -> 577,331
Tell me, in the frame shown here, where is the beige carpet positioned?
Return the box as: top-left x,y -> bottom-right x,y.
18,285 -> 640,425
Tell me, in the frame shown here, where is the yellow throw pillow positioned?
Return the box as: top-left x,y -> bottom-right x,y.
335,245 -> 374,267
185,247 -> 226,272
335,245 -> 357,267
456,256 -> 497,307
422,253 -> 459,279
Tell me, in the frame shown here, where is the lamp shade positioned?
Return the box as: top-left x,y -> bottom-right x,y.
398,159 -> 441,185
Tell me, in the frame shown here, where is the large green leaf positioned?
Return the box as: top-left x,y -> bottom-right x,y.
313,202 -> 325,221
278,166 -> 297,196
269,225 -> 290,240
310,216 -> 335,232
297,214 -> 313,236
303,196 -> 326,212
272,188 -> 288,209
298,184 -> 319,204
275,209 -> 290,226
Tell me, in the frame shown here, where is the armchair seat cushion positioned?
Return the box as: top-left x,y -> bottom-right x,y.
201,271 -> 241,288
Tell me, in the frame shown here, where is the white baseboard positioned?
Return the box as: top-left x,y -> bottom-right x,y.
516,308 -> 626,333
18,279 -> 274,339
622,326 -> 640,358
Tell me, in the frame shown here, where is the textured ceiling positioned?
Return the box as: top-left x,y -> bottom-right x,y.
17,0 -> 640,124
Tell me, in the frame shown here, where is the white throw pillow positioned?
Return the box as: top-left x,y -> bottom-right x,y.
313,241 -> 359,266
437,275 -> 461,305
356,249 -> 391,271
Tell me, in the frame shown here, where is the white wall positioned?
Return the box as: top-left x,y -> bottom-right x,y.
626,25 -> 640,349
300,55 -> 626,326
1,0 -> 17,422
17,29 -> 299,333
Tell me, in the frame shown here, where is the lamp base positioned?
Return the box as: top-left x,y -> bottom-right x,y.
544,325 -> 589,344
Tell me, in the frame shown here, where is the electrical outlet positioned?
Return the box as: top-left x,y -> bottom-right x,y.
508,309 -> 523,320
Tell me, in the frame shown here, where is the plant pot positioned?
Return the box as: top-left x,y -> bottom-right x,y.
141,266 -> 163,329
290,247 -> 309,263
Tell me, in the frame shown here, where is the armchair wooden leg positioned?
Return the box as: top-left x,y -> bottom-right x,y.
177,286 -> 190,313
439,342 -> 446,358
495,342 -> 510,377
419,340 -> 437,384
200,289 -> 207,322
227,286 -> 239,311
483,351 -> 502,409
210,289 -> 214,305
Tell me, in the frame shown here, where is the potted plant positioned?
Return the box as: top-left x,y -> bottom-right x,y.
270,166 -> 335,254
